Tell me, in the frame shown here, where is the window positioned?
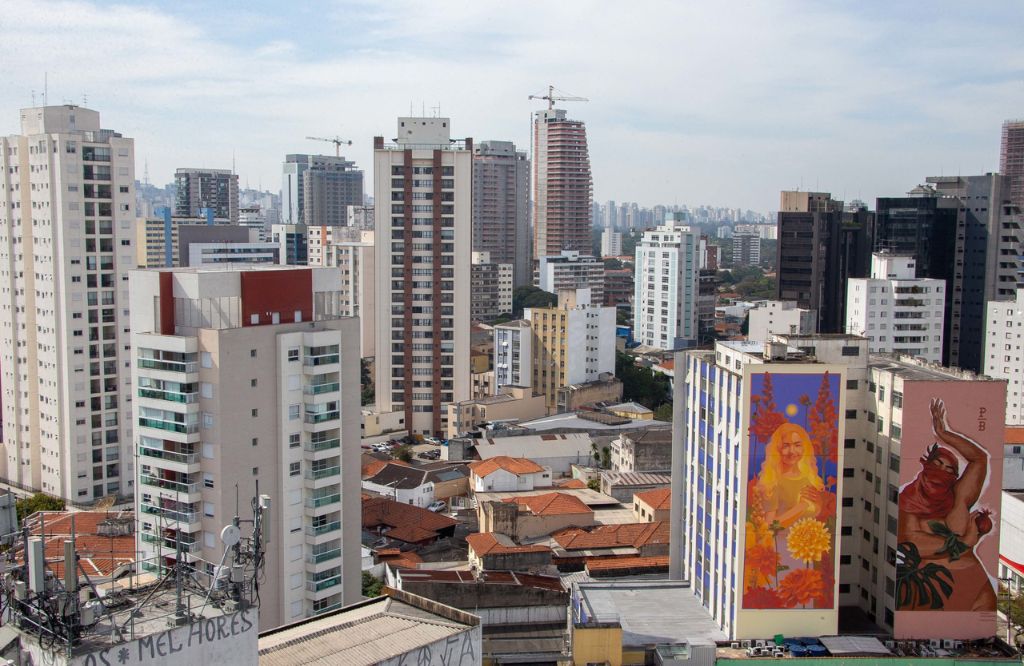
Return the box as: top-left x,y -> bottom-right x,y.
203,473 -> 214,489
843,467 -> 854,478
251,437 -> 258,447
839,584 -> 851,594
845,409 -> 857,419
204,502 -> 215,517
287,348 -> 299,362
842,497 -> 853,507
252,467 -> 259,476
250,349 -> 257,358
892,391 -> 903,408
250,379 -> 257,387
251,408 -> 258,417
841,346 -> 860,356
890,424 -> 902,440
288,404 -> 300,420
841,525 -> 852,535
289,462 -> 300,476
846,379 -> 858,390
289,433 -> 300,448
844,438 -> 855,449
200,352 -> 213,368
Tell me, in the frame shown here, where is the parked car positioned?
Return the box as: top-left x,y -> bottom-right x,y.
427,500 -> 447,513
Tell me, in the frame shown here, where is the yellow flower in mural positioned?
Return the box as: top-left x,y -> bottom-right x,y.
786,517 -> 831,564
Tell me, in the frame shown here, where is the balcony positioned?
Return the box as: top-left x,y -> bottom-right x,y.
304,382 -> 340,396
139,474 -> 199,495
313,601 -> 343,615
138,417 -> 199,435
307,520 -> 341,537
304,411 -> 340,425
306,493 -> 340,509
141,532 -> 198,553
138,444 -> 200,465
140,502 -> 199,526
304,354 -> 339,368
307,548 -> 341,564
138,358 -> 198,374
306,574 -> 341,593
305,438 -> 340,453
306,466 -> 340,481
138,387 -> 198,404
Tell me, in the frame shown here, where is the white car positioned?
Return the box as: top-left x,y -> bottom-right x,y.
427,500 -> 447,513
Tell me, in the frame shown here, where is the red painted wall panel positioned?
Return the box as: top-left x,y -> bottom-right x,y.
240,269 -> 312,326
159,271 -> 175,335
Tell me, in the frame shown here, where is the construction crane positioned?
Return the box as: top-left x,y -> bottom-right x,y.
528,85 -> 588,110
306,135 -> 352,157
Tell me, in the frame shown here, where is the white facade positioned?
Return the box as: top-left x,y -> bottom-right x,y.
845,253 -> 945,363
634,223 -> 699,350
746,300 -> 816,342
0,105 -> 135,502
129,266 -> 361,631
537,250 -> 604,303
187,242 -> 279,267
470,467 -> 551,493
1000,491 -> 1024,590
985,289 -> 1024,425
324,231 -> 375,359
600,229 -> 622,257
362,478 -> 435,508
373,118 -> 472,437
493,320 -> 532,391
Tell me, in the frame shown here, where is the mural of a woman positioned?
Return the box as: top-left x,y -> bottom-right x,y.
896,398 -> 997,612
755,423 -> 827,529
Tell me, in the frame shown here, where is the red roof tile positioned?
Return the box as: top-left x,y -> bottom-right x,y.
586,555 -> 670,572
469,456 -> 545,478
466,533 -> 552,557
18,511 -> 135,579
505,492 -> 592,516
634,488 -> 671,510
552,522 -> 670,551
362,496 -> 458,543
554,479 -> 588,489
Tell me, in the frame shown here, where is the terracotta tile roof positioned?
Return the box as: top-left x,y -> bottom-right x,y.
504,492 -> 592,516
1008,426 -> 1024,445
634,488 -> 671,510
377,550 -> 423,569
585,555 -> 670,572
657,358 -> 675,371
18,511 -> 135,579
362,496 -> 458,543
469,456 -> 545,478
364,463 -> 429,490
554,479 -> 588,489
552,521 -> 670,551
466,533 -> 551,556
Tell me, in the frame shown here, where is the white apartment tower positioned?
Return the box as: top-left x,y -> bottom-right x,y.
600,229 -> 622,257
845,253 -> 945,363
373,118 -> 472,437
326,230 -> 376,359
634,223 -> 700,350
985,288 -> 1024,424
536,250 -> 605,304
746,300 -> 816,342
0,105 -> 135,502
129,266 -> 360,631
493,319 -> 532,391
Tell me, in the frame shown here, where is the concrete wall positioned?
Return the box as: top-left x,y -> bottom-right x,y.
480,549 -> 553,572
399,579 -> 567,613
479,501 -> 594,540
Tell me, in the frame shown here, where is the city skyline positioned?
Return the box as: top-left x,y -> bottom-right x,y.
2,1 -> 1022,211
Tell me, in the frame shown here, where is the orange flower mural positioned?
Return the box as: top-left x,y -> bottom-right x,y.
779,568 -> 827,608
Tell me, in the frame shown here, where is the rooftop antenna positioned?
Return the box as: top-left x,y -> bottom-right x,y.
82,93 -> 88,106
143,159 -> 150,187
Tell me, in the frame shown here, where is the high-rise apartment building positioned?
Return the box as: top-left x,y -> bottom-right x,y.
876,175 -> 1023,371
373,118 -> 471,437
129,266 -> 360,630
1001,120 -> 1024,208
536,250 -> 604,304
324,230 -> 375,359
174,168 -> 238,223
472,141 -> 531,288
525,289 -> 615,413
0,105 -> 135,502
746,300 -> 815,342
776,191 -> 874,334
845,253 -> 945,363
731,226 -> 761,266
985,288 -> 1024,424
532,108 -> 592,259
671,336 -> 1005,639
302,157 -> 363,227
470,252 -> 513,322
600,229 -> 622,257
493,319 -> 532,391
634,223 -> 699,350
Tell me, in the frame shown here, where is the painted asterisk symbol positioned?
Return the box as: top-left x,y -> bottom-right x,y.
117,647 -> 130,664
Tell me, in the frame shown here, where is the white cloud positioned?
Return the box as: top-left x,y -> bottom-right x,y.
1,0 -> 1021,209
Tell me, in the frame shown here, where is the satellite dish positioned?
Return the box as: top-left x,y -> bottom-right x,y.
220,524 -> 241,547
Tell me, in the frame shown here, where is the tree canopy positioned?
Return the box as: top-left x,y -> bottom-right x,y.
616,351 -> 672,413
16,493 -> 65,522
513,286 -> 557,314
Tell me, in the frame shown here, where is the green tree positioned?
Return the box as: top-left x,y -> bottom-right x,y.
362,571 -> 384,598
603,257 -> 623,270
360,358 -> 374,406
394,445 -> 414,463
654,403 -> 673,422
16,493 -> 65,522
512,286 -> 557,314
616,352 -> 671,410
586,478 -> 601,492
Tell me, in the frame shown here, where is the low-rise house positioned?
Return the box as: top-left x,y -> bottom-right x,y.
360,407 -> 407,445
422,462 -> 470,501
550,522 -> 670,570
362,463 -> 434,507
605,402 -> 654,421
466,533 -> 552,572
600,471 -> 671,502
473,433 -> 595,476
362,496 -> 458,548
469,456 -> 551,492
480,492 -> 595,540
609,428 -> 672,473
632,487 -> 671,523
445,386 -> 548,439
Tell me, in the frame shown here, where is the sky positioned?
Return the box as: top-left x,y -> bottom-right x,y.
1,1 -> 1022,212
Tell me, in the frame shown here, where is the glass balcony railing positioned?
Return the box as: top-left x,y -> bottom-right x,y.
306,493 -> 340,509
306,466 -> 340,481
304,411 -> 340,424
304,382 -> 340,395
138,418 -> 199,435
313,602 -> 342,615
138,359 -> 198,373
141,532 -> 198,552
139,475 -> 199,494
307,575 -> 341,592
306,438 -> 340,452
140,503 -> 199,524
307,548 -> 341,564
307,521 -> 340,537
138,388 -> 198,404
138,445 -> 199,465
304,354 -> 339,367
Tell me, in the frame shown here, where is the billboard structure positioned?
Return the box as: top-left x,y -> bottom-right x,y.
742,370 -> 842,612
895,383 -> 1004,639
